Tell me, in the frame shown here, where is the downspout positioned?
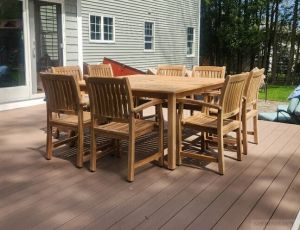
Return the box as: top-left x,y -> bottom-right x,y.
77,0 -> 83,70
198,0 -> 201,65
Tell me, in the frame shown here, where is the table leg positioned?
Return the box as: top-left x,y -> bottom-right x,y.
167,94 -> 176,170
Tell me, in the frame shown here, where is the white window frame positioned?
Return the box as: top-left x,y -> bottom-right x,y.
144,21 -> 155,52
89,14 -> 115,43
187,27 -> 195,57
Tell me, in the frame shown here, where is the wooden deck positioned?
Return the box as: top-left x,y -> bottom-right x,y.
0,104 -> 299,230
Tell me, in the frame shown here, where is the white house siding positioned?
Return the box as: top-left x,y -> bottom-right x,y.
64,0 -> 79,65
80,0 -> 200,71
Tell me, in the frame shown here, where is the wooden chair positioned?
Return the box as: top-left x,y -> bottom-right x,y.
51,65 -> 83,81
86,77 -> 164,182
190,66 -> 226,115
50,66 -> 89,138
87,64 -> 114,78
192,66 -> 226,78
40,73 -> 91,168
242,68 -> 265,155
157,65 -> 186,77
177,72 -> 248,174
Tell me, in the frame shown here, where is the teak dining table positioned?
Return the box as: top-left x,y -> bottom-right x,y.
80,74 -> 224,170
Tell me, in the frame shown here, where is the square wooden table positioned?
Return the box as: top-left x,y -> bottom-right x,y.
80,74 -> 224,170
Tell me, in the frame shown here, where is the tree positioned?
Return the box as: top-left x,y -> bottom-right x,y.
286,0 -> 299,84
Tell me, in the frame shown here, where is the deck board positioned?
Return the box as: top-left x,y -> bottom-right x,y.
210,127 -> 300,230
265,168 -> 300,230
0,105 -> 299,230
238,146 -> 300,230
160,123 -> 288,230
106,122 -> 273,230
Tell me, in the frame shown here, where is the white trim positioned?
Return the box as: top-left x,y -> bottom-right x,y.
186,27 -> 195,57
197,0 -> 201,64
61,0 -> 66,66
42,0 -> 64,4
0,98 -> 45,112
88,14 -> 115,43
23,0 -> 32,90
144,21 -> 155,52
292,210 -> 300,230
77,0 -> 83,69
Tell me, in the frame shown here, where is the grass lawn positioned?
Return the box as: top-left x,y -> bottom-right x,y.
259,85 -> 295,102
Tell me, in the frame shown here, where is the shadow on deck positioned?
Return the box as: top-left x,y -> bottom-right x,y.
0,104 -> 299,230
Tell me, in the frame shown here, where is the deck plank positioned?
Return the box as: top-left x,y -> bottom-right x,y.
0,163 -> 166,229
239,149 -> 300,230
188,125 -> 300,230
0,105 -> 299,230
160,123 -> 293,230
265,169 -> 300,230
105,121 -> 273,230
84,166 -> 203,230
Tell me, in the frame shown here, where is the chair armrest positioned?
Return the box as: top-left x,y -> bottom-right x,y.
133,99 -> 164,113
177,98 -> 222,111
202,90 -> 221,97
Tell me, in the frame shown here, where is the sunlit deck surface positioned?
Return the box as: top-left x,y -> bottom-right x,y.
0,104 -> 299,230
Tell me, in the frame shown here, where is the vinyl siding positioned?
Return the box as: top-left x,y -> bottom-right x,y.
80,0 -> 199,72
64,0 -> 78,65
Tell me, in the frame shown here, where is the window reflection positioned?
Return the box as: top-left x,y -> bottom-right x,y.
0,0 -> 25,88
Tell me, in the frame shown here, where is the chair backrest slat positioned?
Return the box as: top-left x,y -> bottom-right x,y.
87,64 -> 114,78
86,77 -> 133,122
192,66 -> 226,79
51,66 -> 83,81
157,65 -> 186,77
244,68 -> 265,106
219,72 -> 248,118
40,73 -> 81,114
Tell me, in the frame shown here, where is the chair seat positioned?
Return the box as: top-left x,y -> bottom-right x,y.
94,119 -> 157,139
51,111 -> 91,127
182,113 -> 240,134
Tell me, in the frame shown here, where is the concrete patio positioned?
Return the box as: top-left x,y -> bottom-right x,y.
0,104 -> 299,229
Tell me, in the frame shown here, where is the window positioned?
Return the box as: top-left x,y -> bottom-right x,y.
144,22 -> 154,51
187,27 -> 194,56
89,15 -> 114,42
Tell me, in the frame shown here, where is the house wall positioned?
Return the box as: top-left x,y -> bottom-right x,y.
64,0 -> 79,65
80,0 -> 200,71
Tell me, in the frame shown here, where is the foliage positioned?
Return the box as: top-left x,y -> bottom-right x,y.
259,85 -> 295,101
200,0 -> 300,85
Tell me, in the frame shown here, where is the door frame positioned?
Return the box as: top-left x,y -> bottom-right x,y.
0,0 -> 72,106
0,0 -> 31,103
28,0 -> 66,99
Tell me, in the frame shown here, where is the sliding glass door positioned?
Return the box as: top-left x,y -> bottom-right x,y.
0,0 -> 29,103
0,0 -> 64,104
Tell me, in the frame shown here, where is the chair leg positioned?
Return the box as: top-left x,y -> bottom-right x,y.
46,124 -> 53,160
217,132 -> 225,175
236,127 -> 242,161
177,122 -> 182,166
128,135 -> 135,182
201,131 -> 206,151
242,117 -> 248,155
159,111 -> 164,167
114,139 -> 121,158
76,125 -> 84,168
90,128 -> 97,172
253,115 -> 259,144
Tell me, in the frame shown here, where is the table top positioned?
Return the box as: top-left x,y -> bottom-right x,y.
80,74 -> 224,97
126,75 -> 224,94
